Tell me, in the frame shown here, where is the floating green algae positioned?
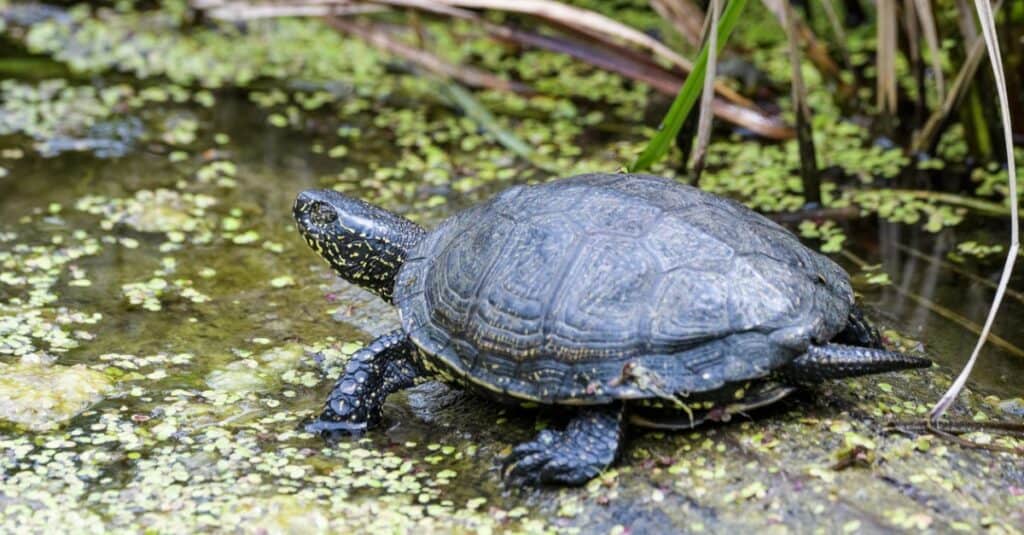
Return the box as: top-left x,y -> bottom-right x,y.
0,131 -> 1017,532
0,1 -> 1021,532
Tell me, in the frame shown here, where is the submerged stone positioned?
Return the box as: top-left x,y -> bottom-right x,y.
205,344 -> 306,392
232,496 -> 330,534
998,398 -> 1024,417
0,361 -> 112,431
205,367 -> 268,393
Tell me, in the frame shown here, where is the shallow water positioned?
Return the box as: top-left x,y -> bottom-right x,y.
1,45 -> 1022,535
845,217 -> 1024,398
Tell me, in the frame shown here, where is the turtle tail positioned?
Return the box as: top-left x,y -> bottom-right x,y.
777,343 -> 931,384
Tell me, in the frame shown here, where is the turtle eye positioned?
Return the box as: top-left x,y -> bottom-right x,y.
310,202 -> 338,226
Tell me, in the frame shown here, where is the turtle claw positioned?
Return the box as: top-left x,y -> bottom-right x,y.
499,446 -> 598,485
302,412 -> 371,439
502,407 -> 624,486
303,390 -> 381,439
503,431 -> 608,486
501,432 -> 555,484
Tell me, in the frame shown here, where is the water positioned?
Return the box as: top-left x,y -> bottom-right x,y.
0,77 -> 1022,533
847,217 -> 1024,398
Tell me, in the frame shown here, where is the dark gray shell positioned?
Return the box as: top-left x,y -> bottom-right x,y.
393,173 -> 853,404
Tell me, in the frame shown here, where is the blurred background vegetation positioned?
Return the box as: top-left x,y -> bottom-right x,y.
3,0 -> 1020,223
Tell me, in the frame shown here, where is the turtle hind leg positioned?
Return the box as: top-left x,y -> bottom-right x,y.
832,305 -> 884,348
305,329 -> 424,437
503,404 -> 625,486
778,343 -> 931,383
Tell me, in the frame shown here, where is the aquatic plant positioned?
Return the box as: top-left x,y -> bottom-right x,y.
0,1 -> 1021,531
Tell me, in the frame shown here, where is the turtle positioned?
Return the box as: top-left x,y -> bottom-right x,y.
293,173 -> 930,486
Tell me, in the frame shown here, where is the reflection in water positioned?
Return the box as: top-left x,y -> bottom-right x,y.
853,218 -> 1023,397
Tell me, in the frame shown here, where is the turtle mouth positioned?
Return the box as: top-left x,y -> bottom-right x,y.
292,210 -> 320,244
298,225 -> 352,272
292,193 -> 316,229
293,204 -> 326,255
293,194 -> 352,272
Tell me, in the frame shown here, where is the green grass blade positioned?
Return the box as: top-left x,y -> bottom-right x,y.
628,0 -> 747,172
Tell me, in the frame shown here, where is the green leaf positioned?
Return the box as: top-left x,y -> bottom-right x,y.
628,0 -> 747,172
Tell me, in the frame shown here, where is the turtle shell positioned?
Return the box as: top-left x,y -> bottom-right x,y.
393,173 -> 853,404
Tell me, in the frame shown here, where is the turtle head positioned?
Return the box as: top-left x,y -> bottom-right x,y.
293,189 -> 425,303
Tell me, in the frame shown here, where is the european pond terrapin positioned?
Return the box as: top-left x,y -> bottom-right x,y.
293,173 -> 930,486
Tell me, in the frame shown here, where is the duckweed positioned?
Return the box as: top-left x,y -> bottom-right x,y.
0,1 -> 1020,532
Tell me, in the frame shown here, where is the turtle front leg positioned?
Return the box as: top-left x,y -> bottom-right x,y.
503,403 -> 625,486
306,329 -> 425,436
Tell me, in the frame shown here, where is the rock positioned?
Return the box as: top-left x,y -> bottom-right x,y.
205,344 -> 306,392
998,397 -> 1024,417
233,496 -> 330,535
205,367 -> 269,393
0,361 -> 112,431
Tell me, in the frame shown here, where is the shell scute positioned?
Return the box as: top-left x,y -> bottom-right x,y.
393,174 -> 853,403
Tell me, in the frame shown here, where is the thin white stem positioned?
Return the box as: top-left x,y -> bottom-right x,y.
929,0 -> 1019,423
689,0 -> 721,176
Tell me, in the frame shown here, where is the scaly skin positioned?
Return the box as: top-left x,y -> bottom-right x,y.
305,330 -> 424,436
293,189 -> 424,302
503,404 -> 625,486
778,343 -> 931,383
